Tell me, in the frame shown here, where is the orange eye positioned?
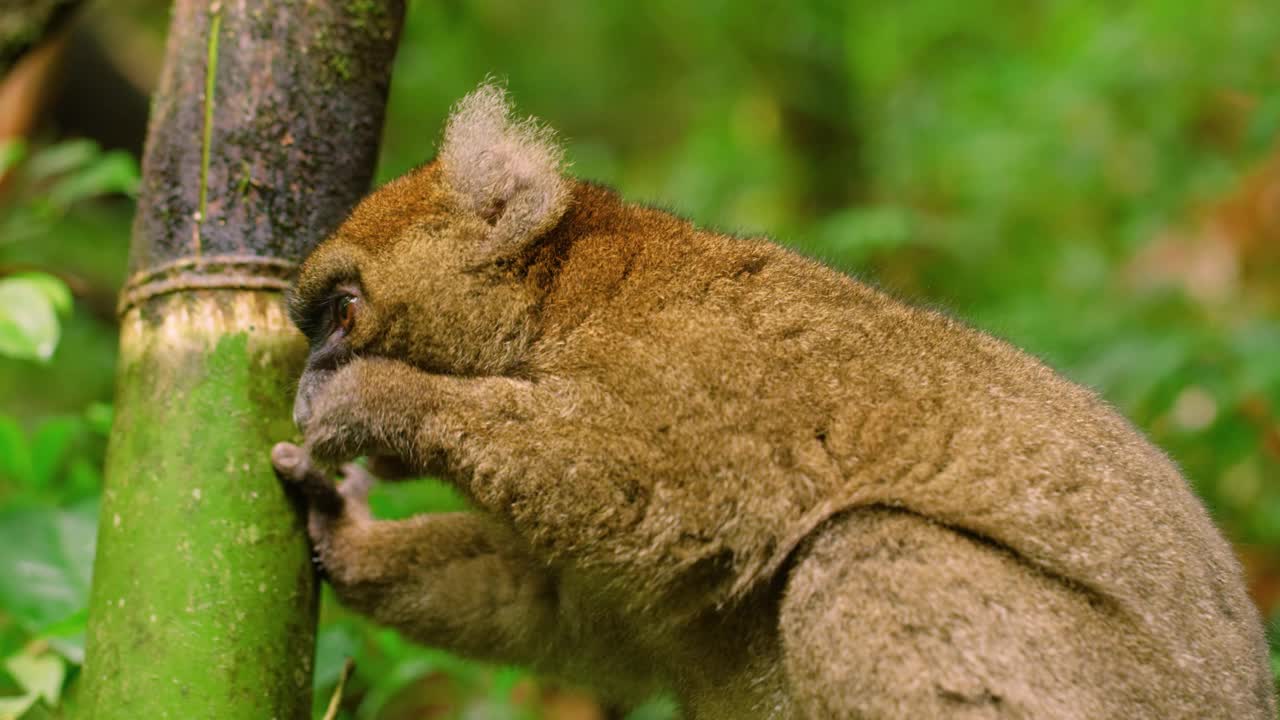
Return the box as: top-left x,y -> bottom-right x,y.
335,295 -> 359,334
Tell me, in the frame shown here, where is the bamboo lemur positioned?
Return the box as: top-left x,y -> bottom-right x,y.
271,85 -> 1276,719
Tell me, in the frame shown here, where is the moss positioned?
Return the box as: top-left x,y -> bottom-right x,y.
310,26 -> 356,87
344,0 -> 384,30
327,53 -> 353,82
234,159 -> 252,196
81,293 -> 316,719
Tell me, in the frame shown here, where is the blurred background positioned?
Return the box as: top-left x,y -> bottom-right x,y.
1,0 -> 1278,717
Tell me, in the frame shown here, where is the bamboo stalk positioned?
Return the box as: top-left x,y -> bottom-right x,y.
80,1 -> 403,717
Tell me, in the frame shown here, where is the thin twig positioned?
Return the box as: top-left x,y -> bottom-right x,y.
321,657 -> 355,720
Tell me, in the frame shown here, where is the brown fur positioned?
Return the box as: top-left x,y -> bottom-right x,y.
273,85 -> 1276,718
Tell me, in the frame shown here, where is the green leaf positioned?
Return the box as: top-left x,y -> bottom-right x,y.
25,141 -> 96,183
46,152 -> 140,207
368,477 -> 470,519
14,700 -> 58,720
313,624 -> 359,689
0,140 -> 26,176
28,418 -> 79,491
4,652 -> 64,705
0,275 -> 73,362
815,206 -> 914,263
39,608 -> 88,665
0,416 -> 33,487
0,694 -> 36,720
0,283 -> 58,361
64,458 -> 101,501
0,626 -> 25,663
0,502 -> 97,633
0,647 -> 66,720
82,404 -> 113,438
7,275 -> 71,318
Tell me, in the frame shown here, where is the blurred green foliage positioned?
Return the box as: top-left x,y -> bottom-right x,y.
1,0 -> 1279,717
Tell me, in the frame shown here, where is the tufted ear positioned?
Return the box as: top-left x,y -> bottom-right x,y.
439,84 -> 570,249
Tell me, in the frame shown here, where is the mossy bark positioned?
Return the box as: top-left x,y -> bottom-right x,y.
80,1 -> 403,718
84,295 -> 314,717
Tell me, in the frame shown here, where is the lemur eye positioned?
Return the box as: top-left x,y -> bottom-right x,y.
334,294 -> 359,334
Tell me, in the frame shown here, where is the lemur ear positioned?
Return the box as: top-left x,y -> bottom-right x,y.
439,83 -> 570,249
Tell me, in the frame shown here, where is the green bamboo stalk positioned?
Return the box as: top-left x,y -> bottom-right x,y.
79,1 -> 403,717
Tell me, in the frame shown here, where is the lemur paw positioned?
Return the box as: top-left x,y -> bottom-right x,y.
271,441 -> 374,544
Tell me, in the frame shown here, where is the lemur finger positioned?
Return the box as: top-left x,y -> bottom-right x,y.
271,441 -> 344,516
338,462 -> 375,500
